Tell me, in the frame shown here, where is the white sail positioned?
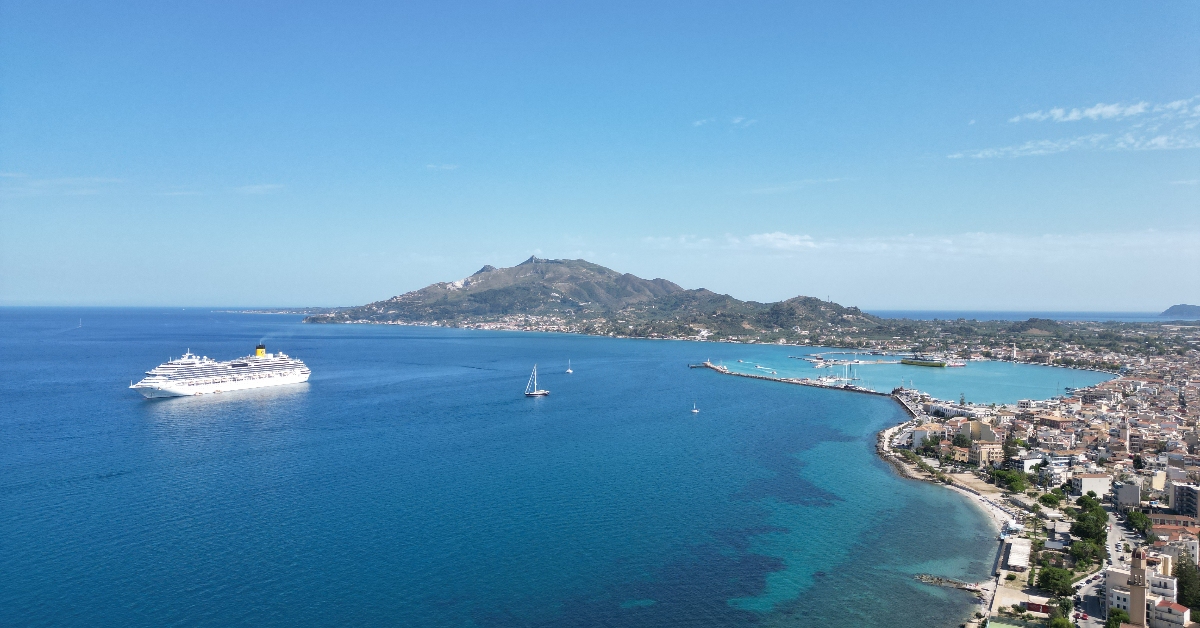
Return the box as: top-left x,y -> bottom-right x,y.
525,364 -> 549,396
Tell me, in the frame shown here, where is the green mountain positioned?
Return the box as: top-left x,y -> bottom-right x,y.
307,257 -> 682,322
304,256 -> 881,342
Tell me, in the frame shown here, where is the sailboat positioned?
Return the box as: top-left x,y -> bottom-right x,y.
566,359 -> 573,374
525,364 -> 549,397
691,402 -> 699,414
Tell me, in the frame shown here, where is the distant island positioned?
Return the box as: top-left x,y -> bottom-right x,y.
1162,304 -> 1200,319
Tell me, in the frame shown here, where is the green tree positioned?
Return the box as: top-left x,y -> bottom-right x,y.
1069,494 -> 1110,542
1039,493 -> 1061,508
1070,540 -> 1101,567
1037,567 -> 1075,596
1106,608 -> 1130,628
1127,511 -> 1152,535
1175,551 -> 1200,611
952,432 -> 971,448
993,469 -> 1029,493
1133,454 -> 1145,469
1048,617 -> 1071,628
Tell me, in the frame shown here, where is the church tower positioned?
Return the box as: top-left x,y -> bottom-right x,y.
1129,546 -> 1148,626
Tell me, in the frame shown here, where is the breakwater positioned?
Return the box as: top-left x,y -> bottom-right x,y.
694,361 -> 889,397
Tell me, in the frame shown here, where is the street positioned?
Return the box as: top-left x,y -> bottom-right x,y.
1069,509 -> 1142,627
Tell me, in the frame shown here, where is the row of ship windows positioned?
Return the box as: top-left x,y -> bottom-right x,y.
155,367 -> 305,375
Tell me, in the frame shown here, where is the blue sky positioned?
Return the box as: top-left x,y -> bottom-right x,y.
2,1 -> 1198,310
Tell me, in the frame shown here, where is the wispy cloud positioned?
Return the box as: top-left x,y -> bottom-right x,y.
949,134 -> 1109,159
0,175 -> 123,197
692,116 -> 757,128
233,184 -> 284,194
739,232 -> 816,250
1171,179 -> 1200,185
749,178 -> 845,195
425,163 -> 459,170
953,96 -> 1200,159
1010,101 -> 1150,123
645,230 -> 1200,261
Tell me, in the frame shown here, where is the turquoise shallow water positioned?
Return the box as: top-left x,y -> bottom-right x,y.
0,309 -> 1065,626
713,346 -> 1112,404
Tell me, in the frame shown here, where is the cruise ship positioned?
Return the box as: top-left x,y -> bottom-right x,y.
130,344 -> 310,398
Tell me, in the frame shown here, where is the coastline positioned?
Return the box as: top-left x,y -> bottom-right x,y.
301,317 -> 1124,376
707,358 -> 1012,627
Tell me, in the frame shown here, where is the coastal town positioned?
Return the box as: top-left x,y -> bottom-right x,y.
867,346 -> 1200,628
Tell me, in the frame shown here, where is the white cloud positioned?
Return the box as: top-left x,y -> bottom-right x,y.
692,117 -> 756,128
948,134 -> 1108,159
950,123 -> 1200,159
425,164 -> 459,170
0,175 -> 123,197
1009,100 -> 1153,123
233,184 -> 284,194
646,230 -> 1200,262
1171,179 -> 1200,185
741,232 -> 816,250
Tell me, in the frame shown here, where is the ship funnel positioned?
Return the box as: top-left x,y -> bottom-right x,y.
256,344 -> 266,357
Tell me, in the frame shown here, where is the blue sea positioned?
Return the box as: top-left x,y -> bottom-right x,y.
0,309 -> 1100,627
716,348 -> 1113,404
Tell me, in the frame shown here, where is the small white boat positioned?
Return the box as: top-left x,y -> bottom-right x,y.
525,364 -> 549,397
691,402 -> 699,414
566,359 -> 573,374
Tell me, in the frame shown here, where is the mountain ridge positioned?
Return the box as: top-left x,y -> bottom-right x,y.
304,257 -> 879,342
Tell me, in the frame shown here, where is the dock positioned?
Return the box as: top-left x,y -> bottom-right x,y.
692,361 -> 888,397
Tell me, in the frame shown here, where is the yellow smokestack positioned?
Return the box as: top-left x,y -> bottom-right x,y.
255,344 -> 266,357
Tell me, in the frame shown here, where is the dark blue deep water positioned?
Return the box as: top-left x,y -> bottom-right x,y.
3,309 -> 1011,627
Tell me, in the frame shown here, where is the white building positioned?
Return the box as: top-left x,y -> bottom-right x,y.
1152,599 -> 1192,628
1003,537 -> 1031,572
1071,473 -> 1112,497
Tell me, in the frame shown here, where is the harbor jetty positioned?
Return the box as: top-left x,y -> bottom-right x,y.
694,361 -> 888,396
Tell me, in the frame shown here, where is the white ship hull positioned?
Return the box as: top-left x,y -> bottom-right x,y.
131,346 -> 311,399
135,371 -> 311,398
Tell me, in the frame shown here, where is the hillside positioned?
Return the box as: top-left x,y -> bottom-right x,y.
306,257 -> 682,323
301,257 -> 1194,357
1162,304 -> 1200,319
304,257 -> 881,343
